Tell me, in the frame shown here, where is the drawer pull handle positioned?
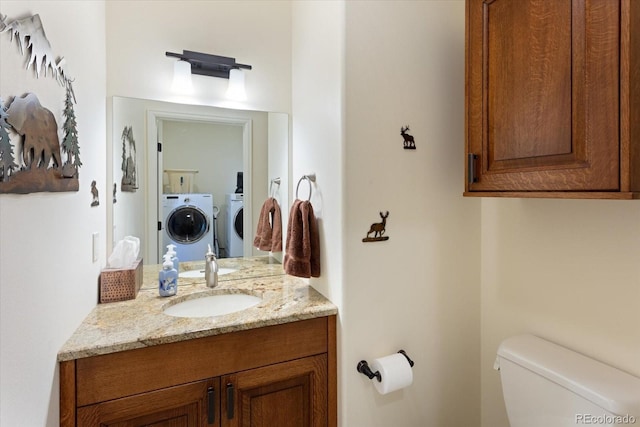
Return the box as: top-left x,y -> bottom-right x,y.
226,383 -> 235,420
207,387 -> 215,424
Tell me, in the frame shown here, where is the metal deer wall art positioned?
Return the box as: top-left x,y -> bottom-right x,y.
362,211 -> 390,242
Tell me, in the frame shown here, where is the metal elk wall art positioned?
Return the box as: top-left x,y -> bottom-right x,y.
400,125 -> 416,150
120,126 -> 137,192
0,13 -> 82,194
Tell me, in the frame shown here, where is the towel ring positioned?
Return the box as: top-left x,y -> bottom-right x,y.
270,177 -> 281,198
296,174 -> 316,201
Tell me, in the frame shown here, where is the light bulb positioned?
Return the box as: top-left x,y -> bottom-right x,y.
226,68 -> 247,101
172,60 -> 193,93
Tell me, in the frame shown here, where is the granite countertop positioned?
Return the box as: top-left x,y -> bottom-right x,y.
140,255 -> 287,289
58,256 -> 337,362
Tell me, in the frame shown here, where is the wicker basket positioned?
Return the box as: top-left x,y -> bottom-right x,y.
99,258 -> 143,303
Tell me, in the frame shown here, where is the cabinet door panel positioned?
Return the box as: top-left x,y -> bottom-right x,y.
467,0 -> 620,191
222,355 -> 327,427
488,0 -> 572,162
77,379 -> 219,427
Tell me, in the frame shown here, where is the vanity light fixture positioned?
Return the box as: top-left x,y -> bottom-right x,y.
165,50 -> 252,99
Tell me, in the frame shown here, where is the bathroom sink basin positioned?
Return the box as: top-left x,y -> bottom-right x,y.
163,293 -> 262,318
178,268 -> 237,279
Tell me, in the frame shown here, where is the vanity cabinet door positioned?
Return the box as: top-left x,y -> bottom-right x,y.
221,354 -> 327,427
465,0 -> 629,196
77,378 -> 220,427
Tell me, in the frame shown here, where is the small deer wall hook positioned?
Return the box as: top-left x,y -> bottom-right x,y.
90,180 -> 99,207
362,211 -> 390,242
400,125 -> 416,149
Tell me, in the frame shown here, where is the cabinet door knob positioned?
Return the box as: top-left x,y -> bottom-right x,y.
226,383 -> 235,420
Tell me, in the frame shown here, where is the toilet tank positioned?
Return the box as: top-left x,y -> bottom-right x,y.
495,335 -> 640,427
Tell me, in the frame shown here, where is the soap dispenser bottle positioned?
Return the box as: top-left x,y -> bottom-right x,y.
166,244 -> 179,271
159,254 -> 178,297
205,244 -> 218,288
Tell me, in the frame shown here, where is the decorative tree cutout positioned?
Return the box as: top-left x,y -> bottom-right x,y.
0,99 -> 19,181
61,82 -> 81,178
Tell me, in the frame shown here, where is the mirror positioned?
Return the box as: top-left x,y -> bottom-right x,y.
108,96 -> 289,265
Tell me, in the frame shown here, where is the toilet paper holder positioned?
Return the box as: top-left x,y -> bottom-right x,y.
357,350 -> 415,382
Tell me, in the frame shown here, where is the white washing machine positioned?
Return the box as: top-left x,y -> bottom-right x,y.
225,193 -> 244,257
162,193 -> 214,262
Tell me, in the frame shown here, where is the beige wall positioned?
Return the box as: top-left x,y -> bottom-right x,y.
293,1 -> 481,426
0,2 -> 107,426
480,198 -> 640,427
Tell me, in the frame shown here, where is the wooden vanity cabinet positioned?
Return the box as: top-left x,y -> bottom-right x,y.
465,0 -> 640,198
60,316 -> 336,427
221,354 -> 327,427
76,378 -> 220,426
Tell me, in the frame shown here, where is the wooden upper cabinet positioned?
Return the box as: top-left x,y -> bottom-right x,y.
465,0 -> 640,198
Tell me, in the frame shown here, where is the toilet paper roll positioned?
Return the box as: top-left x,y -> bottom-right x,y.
369,353 -> 413,395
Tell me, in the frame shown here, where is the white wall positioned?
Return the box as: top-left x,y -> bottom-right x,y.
162,121 -> 243,196
293,1 -> 481,426
267,112 -> 290,263
0,2 -> 106,426
480,199 -> 640,427
291,1 -> 345,305
105,1 -> 291,113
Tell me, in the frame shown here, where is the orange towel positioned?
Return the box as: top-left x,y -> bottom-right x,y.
253,197 -> 283,252
284,200 -> 320,278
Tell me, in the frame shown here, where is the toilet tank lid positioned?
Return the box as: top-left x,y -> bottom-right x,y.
497,334 -> 640,416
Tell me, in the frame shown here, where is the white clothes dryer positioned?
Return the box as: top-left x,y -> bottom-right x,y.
162,193 -> 214,262
225,193 -> 244,257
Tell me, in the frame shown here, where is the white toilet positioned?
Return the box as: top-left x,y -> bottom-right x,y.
495,334 -> 640,427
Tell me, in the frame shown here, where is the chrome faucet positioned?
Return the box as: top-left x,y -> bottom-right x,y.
205,244 -> 218,288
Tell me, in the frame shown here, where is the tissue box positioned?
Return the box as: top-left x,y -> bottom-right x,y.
99,258 -> 143,303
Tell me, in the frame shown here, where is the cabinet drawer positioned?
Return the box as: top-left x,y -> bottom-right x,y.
76,317 -> 329,406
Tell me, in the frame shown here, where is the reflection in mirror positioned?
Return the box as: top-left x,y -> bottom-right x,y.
109,97 -> 289,265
